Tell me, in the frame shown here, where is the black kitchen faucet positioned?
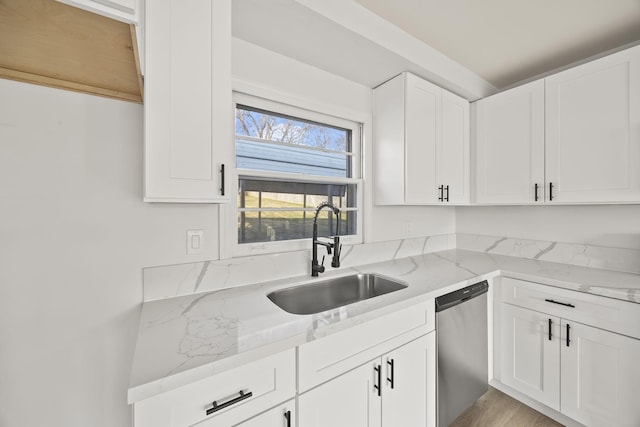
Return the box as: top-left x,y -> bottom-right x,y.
311,202 -> 342,277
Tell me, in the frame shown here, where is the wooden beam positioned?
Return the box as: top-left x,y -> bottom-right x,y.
129,23 -> 144,102
0,0 -> 142,102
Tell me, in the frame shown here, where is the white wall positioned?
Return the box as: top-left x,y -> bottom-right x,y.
0,79 -> 219,427
0,40 -> 455,427
456,205 -> 640,250
232,38 -> 456,244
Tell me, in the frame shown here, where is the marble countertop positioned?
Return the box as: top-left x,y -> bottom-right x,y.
128,249 -> 640,403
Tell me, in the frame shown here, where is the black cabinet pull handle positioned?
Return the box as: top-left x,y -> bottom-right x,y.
206,390 -> 252,415
535,183 -> 539,201
220,164 -> 226,196
387,359 -> 395,389
566,324 -> 571,347
284,410 -> 291,427
445,185 -> 450,202
438,185 -> 444,202
549,182 -> 553,201
545,298 -> 575,308
548,318 -> 552,341
374,365 -> 382,396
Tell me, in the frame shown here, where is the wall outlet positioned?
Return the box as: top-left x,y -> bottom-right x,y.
187,229 -> 204,254
404,222 -> 413,236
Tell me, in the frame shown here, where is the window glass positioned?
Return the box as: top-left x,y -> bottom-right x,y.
236,105 -> 352,178
235,100 -> 360,247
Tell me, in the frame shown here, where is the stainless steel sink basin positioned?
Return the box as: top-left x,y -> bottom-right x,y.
267,273 -> 407,315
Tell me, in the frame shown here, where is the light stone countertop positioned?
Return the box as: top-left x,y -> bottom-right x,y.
128,249 -> 640,403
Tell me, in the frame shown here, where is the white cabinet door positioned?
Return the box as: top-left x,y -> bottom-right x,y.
373,74 -> 405,205
56,0 -> 138,23
561,321 -> 640,427
405,74 -> 441,204
500,304 -> 560,411
382,333 -> 436,427
545,45 -> 640,203
235,399 -> 296,427
144,0 -> 232,202
474,80 -> 545,204
440,90 -> 470,204
298,360 -> 381,427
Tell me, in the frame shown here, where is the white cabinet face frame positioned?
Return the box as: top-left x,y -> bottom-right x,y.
474,79 -> 545,204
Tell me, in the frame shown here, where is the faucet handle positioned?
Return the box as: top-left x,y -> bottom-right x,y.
331,236 -> 341,268
321,255 -> 325,266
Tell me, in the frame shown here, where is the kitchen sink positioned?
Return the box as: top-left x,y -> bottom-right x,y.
267,273 -> 407,315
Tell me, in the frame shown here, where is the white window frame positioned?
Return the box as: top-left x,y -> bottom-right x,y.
231,92 -> 363,257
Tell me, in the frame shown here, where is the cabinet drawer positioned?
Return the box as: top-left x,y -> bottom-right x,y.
501,276 -> 640,340
298,300 -> 434,392
134,349 -> 295,427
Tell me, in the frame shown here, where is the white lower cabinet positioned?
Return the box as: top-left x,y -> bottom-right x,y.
235,399 -> 296,427
132,349 -> 296,427
561,321 -> 640,427
498,277 -> 640,426
133,301 -> 436,427
298,333 -> 436,427
381,333 -> 435,426
500,304 -> 560,411
298,361 -> 379,427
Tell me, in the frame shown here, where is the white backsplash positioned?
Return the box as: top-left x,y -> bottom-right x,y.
456,233 -> 640,275
143,232 -> 640,301
143,234 -> 456,301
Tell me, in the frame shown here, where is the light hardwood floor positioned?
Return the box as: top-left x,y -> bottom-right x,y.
449,387 -> 564,427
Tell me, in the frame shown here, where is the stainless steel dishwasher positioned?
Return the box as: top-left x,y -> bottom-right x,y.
435,280 -> 489,427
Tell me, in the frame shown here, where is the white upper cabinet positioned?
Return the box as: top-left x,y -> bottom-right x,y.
440,90 -> 471,204
474,44 -> 640,205
56,0 -> 139,24
143,0 -> 232,202
545,46 -> 640,203
374,72 -> 470,205
474,80 -> 545,204
404,74 -> 441,204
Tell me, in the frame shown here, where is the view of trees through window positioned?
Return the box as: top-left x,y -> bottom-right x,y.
236,105 -> 358,244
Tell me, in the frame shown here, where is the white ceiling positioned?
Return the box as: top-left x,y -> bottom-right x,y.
232,0 -> 640,99
353,0 -> 640,88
